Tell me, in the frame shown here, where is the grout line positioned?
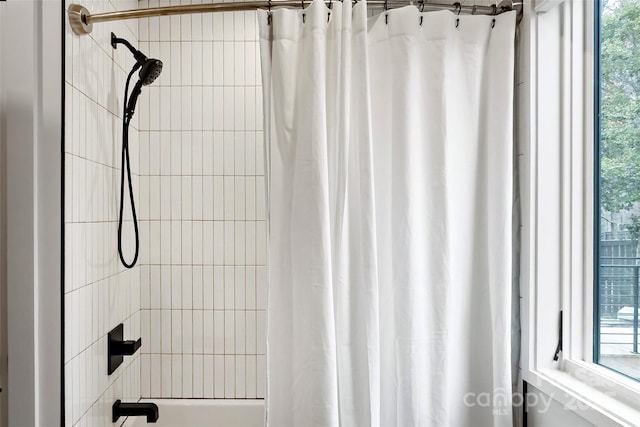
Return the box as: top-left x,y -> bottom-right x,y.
242,11 -> 249,396
64,267 -> 137,296
176,8 -> 182,398
232,8 -> 236,399
198,28 -> 204,397
192,31 -> 198,396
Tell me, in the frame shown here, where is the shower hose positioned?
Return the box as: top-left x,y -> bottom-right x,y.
118,65 -> 141,268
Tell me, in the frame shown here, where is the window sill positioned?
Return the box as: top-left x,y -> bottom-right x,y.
525,363 -> 640,427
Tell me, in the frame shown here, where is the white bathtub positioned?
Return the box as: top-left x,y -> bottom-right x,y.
123,399 -> 265,427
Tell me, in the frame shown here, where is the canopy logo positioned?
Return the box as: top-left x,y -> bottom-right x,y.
462,388 -> 553,415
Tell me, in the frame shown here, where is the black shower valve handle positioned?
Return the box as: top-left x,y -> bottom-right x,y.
113,337 -> 142,356
108,323 -> 142,375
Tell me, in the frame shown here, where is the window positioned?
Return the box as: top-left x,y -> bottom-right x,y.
595,0 -> 640,382
523,0 -> 640,423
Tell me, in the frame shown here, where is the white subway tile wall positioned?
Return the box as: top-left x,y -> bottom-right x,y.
64,0 -> 142,426
136,0 -> 267,400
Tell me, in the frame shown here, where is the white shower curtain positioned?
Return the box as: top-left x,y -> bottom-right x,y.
259,1 -> 516,426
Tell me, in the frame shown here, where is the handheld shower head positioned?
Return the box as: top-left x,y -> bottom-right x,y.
111,32 -> 164,269
139,58 -> 163,86
111,32 -> 163,121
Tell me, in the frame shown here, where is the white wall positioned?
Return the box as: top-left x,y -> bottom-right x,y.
1,1 -> 62,426
64,1 -> 142,425
136,0 -> 267,399
0,3 -> 6,425
527,385 -> 595,426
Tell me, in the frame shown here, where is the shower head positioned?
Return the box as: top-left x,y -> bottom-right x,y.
111,32 -> 163,86
139,58 -> 163,86
111,32 -> 163,124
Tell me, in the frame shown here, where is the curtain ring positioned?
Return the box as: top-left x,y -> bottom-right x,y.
420,0 -> 425,12
491,3 -> 498,15
453,1 -> 461,28
472,5 -> 477,15
384,0 -> 389,24
301,0 -> 306,23
267,0 -> 272,25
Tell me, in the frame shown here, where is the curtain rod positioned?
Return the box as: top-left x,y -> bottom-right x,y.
69,0 -> 522,35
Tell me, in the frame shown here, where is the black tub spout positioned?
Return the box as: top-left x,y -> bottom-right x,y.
112,400 -> 159,423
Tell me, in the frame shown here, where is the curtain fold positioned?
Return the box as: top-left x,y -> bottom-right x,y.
259,2 -> 516,426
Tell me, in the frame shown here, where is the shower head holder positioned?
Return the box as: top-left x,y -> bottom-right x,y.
111,33 -> 163,87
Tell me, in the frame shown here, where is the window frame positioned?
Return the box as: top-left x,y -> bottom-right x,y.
523,0 -> 640,424
591,0 -> 640,379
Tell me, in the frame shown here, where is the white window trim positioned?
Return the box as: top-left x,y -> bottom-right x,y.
522,0 -> 640,425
